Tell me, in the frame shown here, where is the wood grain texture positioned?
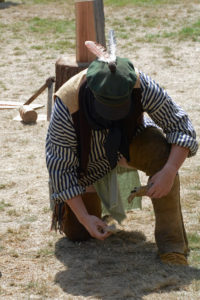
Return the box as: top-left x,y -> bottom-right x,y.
75,1 -> 96,62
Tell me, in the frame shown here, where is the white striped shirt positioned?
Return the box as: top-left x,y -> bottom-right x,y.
46,71 -> 198,202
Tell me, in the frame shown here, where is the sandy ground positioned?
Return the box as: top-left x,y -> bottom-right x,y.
0,1 -> 200,299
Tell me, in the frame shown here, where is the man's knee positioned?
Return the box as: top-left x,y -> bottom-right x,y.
62,192 -> 102,242
128,127 -> 171,175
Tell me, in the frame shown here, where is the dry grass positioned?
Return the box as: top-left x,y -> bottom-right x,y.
0,0 -> 200,299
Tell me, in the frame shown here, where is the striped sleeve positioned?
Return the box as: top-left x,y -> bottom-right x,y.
46,97 -> 85,202
140,72 -> 198,157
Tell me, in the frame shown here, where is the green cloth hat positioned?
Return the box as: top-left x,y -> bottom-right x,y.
86,57 -> 137,120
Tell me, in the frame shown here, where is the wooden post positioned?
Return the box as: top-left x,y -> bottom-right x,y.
93,0 -> 106,47
55,0 -> 106,92
47,81 -> 54,121
55,57 -> 89,92
75,0 -> 96,63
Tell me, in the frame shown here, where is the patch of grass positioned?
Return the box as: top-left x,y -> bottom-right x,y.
0,184 -> 6,190
188,233 -> 200,250
104,0 -> 182,6
132,19 -> 200,43
19,138 -> 30,146
0,80 -> 7,90
14,50 -> 26,56
13,46 -> 21,51
195,165 -> 200,171
181,171 -> 200,186
0,22 -> 7,31
28,17 -> 74,35
111,20 -> 125,27
0,200 -> 12,211
162,46 -> 175,59
7,209 -> 21,217
30,45 -> 44,50
125,17 -> 140,24
9,250 -> 19,258
9,21 -> 24,35
23,215 -> 38,222
179,19 -> 200,41
192,279 -> 200,291
26,0 -> 72,4
22,207 -> 31,214
136,33 -> 161,43
42,206 -> 50,214
6,224 -> 30,242
188,192 -> 199,202
35,245 -> 54,258
191,185 -> 200,190
3,17 -> 76,52
143,18 -> 159,28
0,246 -> 5,252
189,250 -> 200,267
49,40 -> 75,52
109,14 -> 175,44
162,31 -> 177,39
27,154 -> 35,159
163,46 -> 172,54
17,17 -> 76,51
0,239 -> 5,252
118,32 -> 129,39
0,182 -> 16,190
24,279 -> 49,296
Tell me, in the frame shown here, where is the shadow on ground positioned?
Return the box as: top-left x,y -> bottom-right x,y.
54,230 -> 200,300
0,1 -> 19,9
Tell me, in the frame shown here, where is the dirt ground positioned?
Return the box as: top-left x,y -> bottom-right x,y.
0,1 -> 200,299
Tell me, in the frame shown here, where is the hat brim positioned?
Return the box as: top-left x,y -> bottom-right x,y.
94,96 -> 131,121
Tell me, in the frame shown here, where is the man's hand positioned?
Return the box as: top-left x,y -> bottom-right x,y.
81,215 -> 112,241
147,166 -> 176,198
66,195 -> 112,241
147,144 -> 189,199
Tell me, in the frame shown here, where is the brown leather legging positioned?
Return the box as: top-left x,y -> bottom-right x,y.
128,127 -> 188,255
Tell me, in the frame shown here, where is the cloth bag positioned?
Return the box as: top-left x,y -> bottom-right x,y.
94,166 -> 141,223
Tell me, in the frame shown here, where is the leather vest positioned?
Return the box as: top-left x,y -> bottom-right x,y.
55,69 -> 143,174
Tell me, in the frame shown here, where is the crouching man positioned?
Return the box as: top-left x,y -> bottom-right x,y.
46,51 -> 198,265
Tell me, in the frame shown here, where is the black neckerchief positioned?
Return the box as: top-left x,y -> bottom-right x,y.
79,80 -> 132,169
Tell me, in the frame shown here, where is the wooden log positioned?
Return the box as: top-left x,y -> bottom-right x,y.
55,57 -> 89,92
19,105 -> 38,124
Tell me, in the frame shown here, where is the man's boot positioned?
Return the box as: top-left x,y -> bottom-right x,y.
152,175 -> 188,265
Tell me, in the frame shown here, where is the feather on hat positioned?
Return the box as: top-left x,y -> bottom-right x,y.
85,30 -> 137,120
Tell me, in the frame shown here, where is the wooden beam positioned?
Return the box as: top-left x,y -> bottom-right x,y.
55,0 -> 106,90
75,0 -> 96,62
93,0 -> 106,47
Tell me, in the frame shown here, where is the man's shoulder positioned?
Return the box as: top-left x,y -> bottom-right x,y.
54,69 -> 87,114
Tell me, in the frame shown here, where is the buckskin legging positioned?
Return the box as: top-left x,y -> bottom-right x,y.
128,127 -> 188,255
62,127 -> 189,255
